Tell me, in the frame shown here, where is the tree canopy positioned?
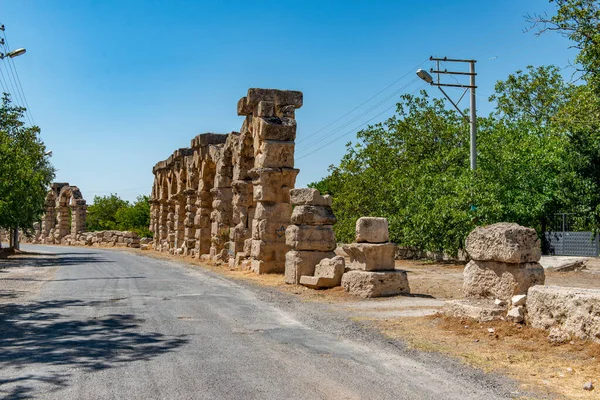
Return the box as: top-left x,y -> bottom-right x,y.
0,94 -> 54,235
310,1 -> 600,255
86,194 -> 152,238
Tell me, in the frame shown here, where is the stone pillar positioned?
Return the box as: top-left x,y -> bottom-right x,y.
230,121 -> 256,267
210,134 -> 236,261
284,189 -> 337,284
237,89 -> 303,274
195,160 -> 215,256
341,217 -> 410,298
41,194 -> 56,241
70,199 -> 87,236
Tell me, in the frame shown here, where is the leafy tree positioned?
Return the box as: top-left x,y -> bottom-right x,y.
86,194 -> 153,238
0,94 -> 54,245
86,194 -> 129,231
115,195 -> 152,238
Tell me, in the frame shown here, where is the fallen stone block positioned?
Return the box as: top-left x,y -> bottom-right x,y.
463,260 -> 545,301
285,225 -> 336,251
547,259 -> 587,272
443,299 -> 507,322
506,306 -> 524,323
284,250 -> 335,284
341,270 -> 409,298
527,285 -> 600,343
465,222 -> 541,263
356,217 -> 389,243
299,256 -> 345,289
342,242 -> 395,271
511,294 -> 527,307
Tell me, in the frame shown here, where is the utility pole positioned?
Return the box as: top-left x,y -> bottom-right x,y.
417,56 -> 478,170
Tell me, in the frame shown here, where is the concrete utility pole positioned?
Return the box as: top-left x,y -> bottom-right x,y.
417,56 -> 478,170
0,24 -> 28,250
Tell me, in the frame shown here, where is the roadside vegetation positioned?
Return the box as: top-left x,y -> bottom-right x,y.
310,0 -> 600,256
86,194 -> 152,238
0,94 -> 54,248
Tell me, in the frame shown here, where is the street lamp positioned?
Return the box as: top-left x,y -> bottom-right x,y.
417,57 -> 477,171
0,45 -> 28,250
0,47 -> 26,60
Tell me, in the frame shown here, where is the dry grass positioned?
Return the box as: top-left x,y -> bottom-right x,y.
378,314 -> 600,399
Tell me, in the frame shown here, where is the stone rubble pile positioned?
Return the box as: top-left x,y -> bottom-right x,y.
284,188 -> 337,284
341,217 -> 410,298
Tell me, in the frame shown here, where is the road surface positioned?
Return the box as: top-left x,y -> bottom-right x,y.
0,245 -> 517,399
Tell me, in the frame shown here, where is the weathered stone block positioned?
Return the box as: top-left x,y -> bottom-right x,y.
443,299 -> 507,322
284,250 -> 335,284
251,168 -> 298,203
254,117 -> 297,141
299,256 -> 345,289
342,242 -> 395,271
250,240 -> 288,261
254,140 -> 295,169
291,205 -> 336,226
355,217 -> 389,243
290,188 -> 332,206
463,260 -> 545,301
341,270 -> 410,298
257,101 -> 275,118
254,202 -> 292,220
246,88 -> 303,110
251,259 -> 284,274
465,222 -> 541,263
285,225 -> 336,251
527,285 -> 600,343
251,218 -> 289,241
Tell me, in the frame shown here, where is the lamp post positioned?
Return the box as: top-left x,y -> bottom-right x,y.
417,57 -> 477,170
1,45 -> 27,250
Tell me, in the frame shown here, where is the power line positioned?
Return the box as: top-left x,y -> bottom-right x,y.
296,83 -> 429,161
296,77 -> 421,155
296,59 -> 428,145
1,26 -> 35,126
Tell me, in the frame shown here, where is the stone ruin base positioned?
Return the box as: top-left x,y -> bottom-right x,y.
527,285 -> 600,343
443,299 -> 507,322
463,260 -> 545,302
341,270 -> 410,298
299,256 -> 345,289
27,230 -> 142,249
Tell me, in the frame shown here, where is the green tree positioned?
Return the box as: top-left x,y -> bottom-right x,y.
115,195 -> 152,238
86,194 -> 129,231
0,94 -> 55,245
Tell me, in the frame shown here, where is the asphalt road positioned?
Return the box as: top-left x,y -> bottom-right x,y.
0,245 -> 517,400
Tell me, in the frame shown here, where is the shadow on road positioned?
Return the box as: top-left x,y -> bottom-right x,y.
0,299 -> 188,399
0,252 -> 113,271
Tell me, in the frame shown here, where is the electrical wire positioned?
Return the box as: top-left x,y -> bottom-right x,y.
1,27 -> 35,126
296,82 -> 429,161
296,59 -> 428,145
296,77 -> 421,155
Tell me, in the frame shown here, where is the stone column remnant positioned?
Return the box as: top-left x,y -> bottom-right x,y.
284,188 -> 337,284
238,89 -> 303,274
463,222 -> 545,301
341,217 -> 410,298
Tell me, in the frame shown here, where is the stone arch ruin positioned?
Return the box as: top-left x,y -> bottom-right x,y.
39,182 -> 87,243
149,88 -> 302,273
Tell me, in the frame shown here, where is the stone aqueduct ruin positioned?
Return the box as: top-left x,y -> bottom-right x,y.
38,182 -> 87,243
149,88 -> 303,273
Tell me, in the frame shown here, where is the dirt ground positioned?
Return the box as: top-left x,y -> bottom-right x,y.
4,245 -> 599,399
0,250 -> 58,304
138,250 -> 600,399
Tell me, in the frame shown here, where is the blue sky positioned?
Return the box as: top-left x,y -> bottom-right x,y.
1,0 -> 576,202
